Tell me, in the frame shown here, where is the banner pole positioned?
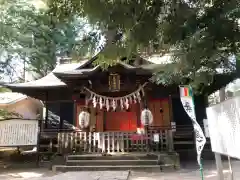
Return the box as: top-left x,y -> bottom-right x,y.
228,156 -> 233,180
179,85 -> 206,180
200,159 -> 204,180
214,87 -> 225,180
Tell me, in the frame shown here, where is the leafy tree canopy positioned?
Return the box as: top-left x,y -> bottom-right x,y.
0,0 -> 101,81
46,0 -> 240,89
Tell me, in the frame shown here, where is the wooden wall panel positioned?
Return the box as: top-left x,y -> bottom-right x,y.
105,110 -> 137,132
148,101 -> 156,125
75,98 -> 172,131
96,108 -> 104,132
162,99 -> 171,126
131,103 -> 141,127
153,100 -> 163,126
89,106 -> 96,131
149,98 -> 171,127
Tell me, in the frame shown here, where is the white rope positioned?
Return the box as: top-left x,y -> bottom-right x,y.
83,82 -> 148,100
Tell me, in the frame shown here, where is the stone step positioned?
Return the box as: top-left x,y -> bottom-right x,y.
51,153 -> 180,172
67,153 -> 159,161
66,159 -> 158,166
52,164 -> 175,172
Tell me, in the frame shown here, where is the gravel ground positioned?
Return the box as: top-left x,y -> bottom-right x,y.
1,160 -> 239,180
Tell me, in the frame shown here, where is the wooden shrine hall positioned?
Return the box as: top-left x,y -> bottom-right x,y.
4,55 -> 234,158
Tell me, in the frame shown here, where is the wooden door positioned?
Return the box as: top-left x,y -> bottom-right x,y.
148,98 -> 171,127
105,111 -> 137,131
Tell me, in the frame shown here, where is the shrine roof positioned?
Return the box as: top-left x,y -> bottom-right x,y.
53,66 -> 101,77
53,61 -> 165,78
3,53 -> 172,90
4,61 -> 88,89
139,63 -> 166,71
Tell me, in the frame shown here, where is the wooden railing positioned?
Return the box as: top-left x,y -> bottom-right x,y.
172,124 -> 211,150
39,124 -> 210,155
38,123 -> 211,156
56,129 -> 174,154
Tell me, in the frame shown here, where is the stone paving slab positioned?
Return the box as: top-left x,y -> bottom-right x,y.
129,160 -> 240,180
2,160 -> 240,180
32,171 -> 130,180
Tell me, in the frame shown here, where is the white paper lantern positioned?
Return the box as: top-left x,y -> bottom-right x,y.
78,111 -> 90,128
141,108 -> 153,126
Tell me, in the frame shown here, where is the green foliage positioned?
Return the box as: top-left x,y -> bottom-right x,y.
0,86 -> 18,119
0,0 -> 101,80
0,86 -> 20,119
46,0 -> 240,88
0,109 -> 22,120
0,87 -> 11,92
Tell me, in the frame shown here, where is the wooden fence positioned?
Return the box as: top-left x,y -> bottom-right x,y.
38,128 -> 174,155
56,129 -> 174,154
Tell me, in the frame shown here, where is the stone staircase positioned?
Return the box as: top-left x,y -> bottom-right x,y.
52,152 -> 180,172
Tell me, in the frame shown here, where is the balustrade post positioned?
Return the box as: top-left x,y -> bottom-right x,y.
88,132 -> 92,153
167,129 -> 174,152
145,125 -> 150,152
107,132 -> 110,153
102,133 -> 106,153
112,132 -> 115,152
